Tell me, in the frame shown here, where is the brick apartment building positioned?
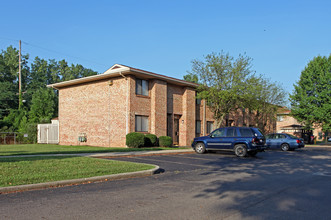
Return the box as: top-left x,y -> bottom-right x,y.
47,64 -> 216,147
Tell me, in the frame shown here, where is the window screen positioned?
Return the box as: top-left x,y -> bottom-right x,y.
136,79 -> 149,96
207,121 -> 214,134
135,115 -> 148,132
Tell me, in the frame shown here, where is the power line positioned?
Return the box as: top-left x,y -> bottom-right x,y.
0,37 -> 18,42
0,37 -> 109,70
21,41 -> 109,69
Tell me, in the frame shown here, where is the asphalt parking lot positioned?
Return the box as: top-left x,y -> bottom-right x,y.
1,147 -> 331,220
108,147 -> 331,174
111,150 -> 257,172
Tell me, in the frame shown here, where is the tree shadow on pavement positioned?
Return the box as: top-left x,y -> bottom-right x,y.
193,149 -> 331,219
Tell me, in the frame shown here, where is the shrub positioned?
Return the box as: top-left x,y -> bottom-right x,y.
159,136 -> 172,147
144,134 -> 158,147
126,132 -> 145,148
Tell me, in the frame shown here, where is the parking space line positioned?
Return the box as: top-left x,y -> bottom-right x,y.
165,154 -> 229,161
117,156 -> 216,169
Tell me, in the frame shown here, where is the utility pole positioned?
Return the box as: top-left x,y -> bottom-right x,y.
18,40 -> 22,110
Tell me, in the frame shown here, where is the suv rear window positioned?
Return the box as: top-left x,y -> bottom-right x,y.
252,128 -> 265,137
239,128 -> 254,137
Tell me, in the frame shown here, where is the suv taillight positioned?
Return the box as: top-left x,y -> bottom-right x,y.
252,137 -> 259,144
296,139 -> 301,144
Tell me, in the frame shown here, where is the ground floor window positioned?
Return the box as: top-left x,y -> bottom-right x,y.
135,115 -> 148,132
196,120 -> 201,136
207,121 -> 214,134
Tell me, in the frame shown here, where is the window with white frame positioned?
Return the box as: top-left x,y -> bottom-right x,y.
135,115 -> 149,132
136,79 -> 149,96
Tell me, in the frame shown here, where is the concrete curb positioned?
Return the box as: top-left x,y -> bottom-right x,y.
0,165 -> 160,194
0,149 -> 195,159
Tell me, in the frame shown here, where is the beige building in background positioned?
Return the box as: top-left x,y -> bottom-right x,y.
276,107 -> 324,143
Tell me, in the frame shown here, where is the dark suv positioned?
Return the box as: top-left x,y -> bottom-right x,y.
192,127 -> 267,157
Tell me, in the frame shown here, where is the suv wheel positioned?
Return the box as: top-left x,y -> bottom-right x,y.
281,143 -> 290,151
234,144 -> 247,157
195,143 -> 206,154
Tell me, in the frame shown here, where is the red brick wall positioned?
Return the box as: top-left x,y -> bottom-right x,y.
59,77 -> 127,147
181,87 -> 196,146
150,79 -> 167,137
167,84 -> 183,115
58,74 -> 200,147
196,100 -> 216,136
129,76 -> 151,132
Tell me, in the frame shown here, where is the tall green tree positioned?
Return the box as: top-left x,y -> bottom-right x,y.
0,46 -> 29,119
189,51 -> 255,127
28,88 -> 56,123
183,73 -> 199,83
0,44 -> 99,139
290,55 -> 331,135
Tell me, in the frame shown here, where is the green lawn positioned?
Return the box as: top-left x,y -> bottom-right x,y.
0,156 -> 155,187
0,144 -> 184,156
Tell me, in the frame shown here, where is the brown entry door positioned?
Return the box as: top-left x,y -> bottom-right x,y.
174,117 -> 180,145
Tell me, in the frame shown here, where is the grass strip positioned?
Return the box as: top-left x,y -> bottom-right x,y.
0,144 -> 187,156
0,156 -> 155,187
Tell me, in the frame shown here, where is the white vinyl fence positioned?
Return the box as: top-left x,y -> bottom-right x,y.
38,124 -> 59,144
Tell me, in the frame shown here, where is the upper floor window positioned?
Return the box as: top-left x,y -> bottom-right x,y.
277,115 -> 284,122
196,98 -> 201,105
136,79 -> 149,96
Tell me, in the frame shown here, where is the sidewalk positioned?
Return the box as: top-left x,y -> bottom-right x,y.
305,144 -> 331,148
0,148 -> 194,194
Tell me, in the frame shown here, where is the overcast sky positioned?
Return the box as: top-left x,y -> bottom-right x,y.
1,0 -> 330,94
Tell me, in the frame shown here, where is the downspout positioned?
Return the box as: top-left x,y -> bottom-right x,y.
119,72 -> 129,135
203,99 -> 206,136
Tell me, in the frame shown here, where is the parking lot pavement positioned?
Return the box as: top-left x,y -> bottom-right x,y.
108,147 -> 331,174
105,150 -> 275,173
1,148 -> 331,220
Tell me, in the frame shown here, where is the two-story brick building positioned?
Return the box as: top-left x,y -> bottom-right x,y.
47,64 -> 216,147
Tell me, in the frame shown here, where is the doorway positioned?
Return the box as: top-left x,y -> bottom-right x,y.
173,114 -> 181,145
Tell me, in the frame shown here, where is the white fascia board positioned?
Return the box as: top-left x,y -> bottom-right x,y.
131,69 -> 198,88
47,66 -> 130,89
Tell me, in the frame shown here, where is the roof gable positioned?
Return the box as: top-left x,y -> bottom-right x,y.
47,64 -> 198,89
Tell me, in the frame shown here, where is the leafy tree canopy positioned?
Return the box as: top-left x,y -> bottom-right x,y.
188,51 -> 287,130
290,55 -> 331,132
0,44 -> 99,142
